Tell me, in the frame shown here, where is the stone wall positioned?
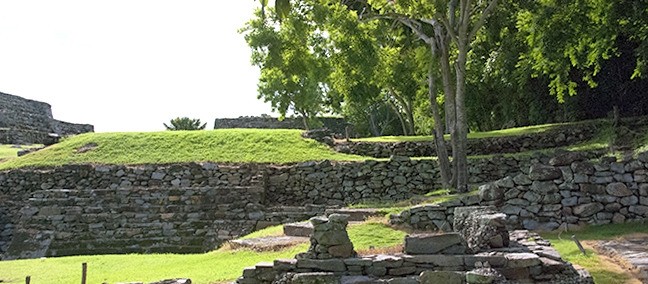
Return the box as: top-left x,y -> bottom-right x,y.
335,122 -> 599,158
391,151 -> 648,231
2,148 -> 645,259
214,116 -> 351,137
0,92 -> 93,144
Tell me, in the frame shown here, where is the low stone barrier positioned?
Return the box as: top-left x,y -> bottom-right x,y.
236,208 -> 593,284
391,151 -> 648,231
335,122 -> 599,158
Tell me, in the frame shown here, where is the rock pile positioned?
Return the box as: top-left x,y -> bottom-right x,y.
453,206 -> 509,252
235,208 -> 594,284
297,214 -> 356,259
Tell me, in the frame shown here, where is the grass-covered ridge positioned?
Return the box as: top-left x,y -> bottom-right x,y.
0,129 -> 365,170
354,121 -> 581,142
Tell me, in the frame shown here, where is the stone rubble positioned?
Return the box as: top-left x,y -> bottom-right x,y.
235,210 -> 594,284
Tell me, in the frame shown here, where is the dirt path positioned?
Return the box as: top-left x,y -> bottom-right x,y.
587,233 -> 648,284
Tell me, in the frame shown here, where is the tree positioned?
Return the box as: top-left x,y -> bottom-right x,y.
163,117 -> 207,131
364,0 -> 498,191
241,5 -> 332,129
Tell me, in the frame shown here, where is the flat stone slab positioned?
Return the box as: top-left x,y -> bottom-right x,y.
403,233 -> 467,255
229,236 -> 309,251
284,221 -> 314,237
325,208 -> 384,222
594,234 -> 648,282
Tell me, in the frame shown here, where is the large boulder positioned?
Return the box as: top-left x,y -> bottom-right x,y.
453,206 -> 509,252
528,164 -> 562,181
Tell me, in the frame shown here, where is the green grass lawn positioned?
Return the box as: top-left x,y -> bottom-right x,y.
0,144 -> 42,161
354,122 -> 570,142
0,221 -> 406,284
0,129 -> 366,170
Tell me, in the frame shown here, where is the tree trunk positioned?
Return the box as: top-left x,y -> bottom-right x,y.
387,94 -> 410,135
428,51 -> 452,188
453,35 -> 470,192
438,39 -> 457,186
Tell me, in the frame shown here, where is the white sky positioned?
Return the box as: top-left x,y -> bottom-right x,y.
0,1 -> 274,132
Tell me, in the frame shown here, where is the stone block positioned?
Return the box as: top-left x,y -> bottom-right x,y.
404,255 -> 464,267
573,203 -> 604,217
505,253 -> 541,268
366,266 -> 387,277
404,233 -> 467,255
373,255 -> 404,268
291,272 -> 339,284
529,164 -> 562,181
606,183 -> 633,197
296,259 -> 346,272
530,181 -> 559,194
419,271 -> 465,284
388,266 -> 417,276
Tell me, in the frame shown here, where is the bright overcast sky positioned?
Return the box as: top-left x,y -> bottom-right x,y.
0,1 -> 274,132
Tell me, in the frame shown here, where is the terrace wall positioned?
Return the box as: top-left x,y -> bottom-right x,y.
2,149 -> 647,259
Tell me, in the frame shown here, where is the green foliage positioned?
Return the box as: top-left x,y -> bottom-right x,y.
0,129 -> 365,170
516,0 -> 648,101
163,117 -> 206,131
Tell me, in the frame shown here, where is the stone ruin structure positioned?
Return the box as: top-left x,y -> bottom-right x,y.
0,91 -> 93,145
235,208 -> 594,284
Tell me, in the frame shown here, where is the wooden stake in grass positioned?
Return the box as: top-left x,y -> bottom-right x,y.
571,235 -> 587,256
81,262 -> 87,284
25,276 -> 31,284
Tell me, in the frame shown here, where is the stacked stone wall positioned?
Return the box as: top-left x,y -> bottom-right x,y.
336,123 -> 599,158
1,149 -> 646,259
391,151 -> 648,231
0,92 -> 93,144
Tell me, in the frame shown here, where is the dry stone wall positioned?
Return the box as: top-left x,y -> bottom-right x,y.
335,123 -> 599,158
391,151 -> 648,232
2,149 -> 646,259
0,91 -> 93,144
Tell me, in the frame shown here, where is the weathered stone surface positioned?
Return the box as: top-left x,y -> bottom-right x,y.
549,151 -> 585,166
291,272 -> 340,284
479,184 -> 503,202
530,181 -> 559,194
505,253 -> 542,268
606,182 -> 633,197
529,164 -> 562,181
373,255 -> 404,268
419,271 -> 465,284
404,255 -> 464,267
404,233 -> 467,255
573,203 -> 604,217
296,259 -> 346,272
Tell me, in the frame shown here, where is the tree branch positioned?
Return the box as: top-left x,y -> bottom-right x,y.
469,0 -> 498,40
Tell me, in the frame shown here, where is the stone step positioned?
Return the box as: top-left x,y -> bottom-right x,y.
283,221 -> 313,237
229,236 -> 309,251
324,208 -> 384,222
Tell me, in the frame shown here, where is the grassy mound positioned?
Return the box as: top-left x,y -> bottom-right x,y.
0,129 -> 365,170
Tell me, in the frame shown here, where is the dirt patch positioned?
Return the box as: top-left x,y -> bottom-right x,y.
587,233 -> 648,283
75,142 -> 98,153
228,236 -> 308,252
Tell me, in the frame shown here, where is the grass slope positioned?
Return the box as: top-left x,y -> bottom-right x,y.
0,144 -> 41,161
0,221 -> 405,284
0,129 -> 365,170
354,122 -> 566,142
